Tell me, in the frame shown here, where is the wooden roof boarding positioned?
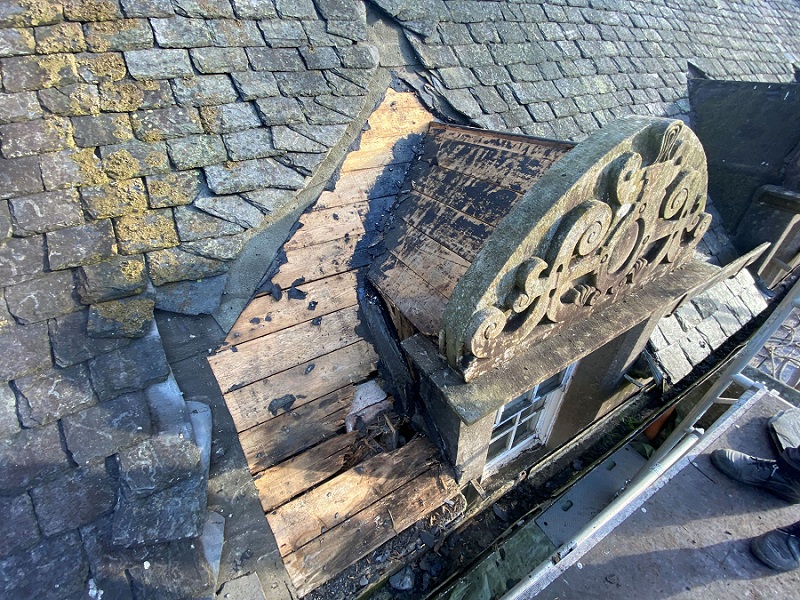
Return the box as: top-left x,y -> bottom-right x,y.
208,90 -> 459,596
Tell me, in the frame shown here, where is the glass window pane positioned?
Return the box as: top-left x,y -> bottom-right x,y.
487,433 -> 511,462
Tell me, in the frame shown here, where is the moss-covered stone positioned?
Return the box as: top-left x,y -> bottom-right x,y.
76,52 -> 127,83
34,22 -> 86,54
99,80 -> 144,112
87,296 -> 155,338
77,254 -> 147,303
81,178 -> 148,219
69,147 -> 110,186
114,208 -> 178,254
62,0 -> 123,22
2,0 -> 63,27
146,246 -> 227,286
145,170 -> 202,208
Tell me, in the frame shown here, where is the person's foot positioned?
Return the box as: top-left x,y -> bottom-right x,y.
710,449 -> 800,503
751,527 -> 800,571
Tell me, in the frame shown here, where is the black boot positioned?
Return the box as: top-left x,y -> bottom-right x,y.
710,449 -> 800,503
751,523 -> 800,572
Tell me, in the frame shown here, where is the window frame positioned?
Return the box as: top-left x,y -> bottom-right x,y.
483,362 -> 578,478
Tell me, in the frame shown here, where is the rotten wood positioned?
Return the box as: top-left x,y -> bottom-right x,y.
223,340 -> 378,433
254,431 -> 359,513
358,283 -> 415,415
225,271 -> 359,347
283,465 -> 458,596
239,386 -> 355,475
426,123 -> 574,193
411,164 -> 521,227
209,306 -> 364,393
267,436 -> 438,556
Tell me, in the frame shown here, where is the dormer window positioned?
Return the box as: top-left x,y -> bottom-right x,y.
484,363 -> 577,476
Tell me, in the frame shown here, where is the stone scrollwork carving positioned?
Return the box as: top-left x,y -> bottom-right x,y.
442,117 -> 711,381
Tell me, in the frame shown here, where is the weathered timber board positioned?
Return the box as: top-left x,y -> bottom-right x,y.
340,136 -> 421,174
254,431 -> 360,513
314,166 -> 409,210
382,222 -> 471,299
284,203 -> 368,251
268,436 -> 438,556
223,340 -> 378,433
239,386 -> 354,475
355,92 -> 433,139
272,237 -> 369,290
209,306 -> 364,393
225,271 -> 359,347
284,465 -> 458,596
370,254 -> 448,337
393,191 -> 491,264
424,123 -> 574,193
411,164 -> 521,227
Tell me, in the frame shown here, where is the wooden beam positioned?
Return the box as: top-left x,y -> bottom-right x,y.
267,436 -> 438,556
284,465 -> 458,596
239,386 -> 354,474
209,306 -> 365,393
224,271 -> 359,347
254,431 -> 359,513
223,340 -> 378,433
340,136 -> 420,173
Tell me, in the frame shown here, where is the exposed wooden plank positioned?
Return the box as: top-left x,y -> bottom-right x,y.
314,166 -> 409,210
284,203 -> 368,251
284,465 -> 459,596
239,386 -> 354,475
394,191 -> 491,263
223,340 -> 378,433
412,164 -> 521,227
430,122 -> 575,157
272,237 -> 369,290
359,92 -> 433,139
384,222 -> 470,299
369,254 -> 448,337
225,271 -> 359,347
209,306 -> 364,393
268,437 -> 438,556
340,135 -> 420,174
254,431 -> 359,513
434,137 -> 570,193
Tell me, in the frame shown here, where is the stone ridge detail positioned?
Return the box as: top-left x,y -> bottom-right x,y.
442,117 -> 710,381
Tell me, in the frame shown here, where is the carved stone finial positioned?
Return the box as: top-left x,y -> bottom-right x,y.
442,117 -> 711,381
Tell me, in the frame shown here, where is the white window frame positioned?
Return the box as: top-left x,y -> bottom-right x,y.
483,362 -> 578,478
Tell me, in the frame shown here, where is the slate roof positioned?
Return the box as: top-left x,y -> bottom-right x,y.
0,0 -> 798,598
